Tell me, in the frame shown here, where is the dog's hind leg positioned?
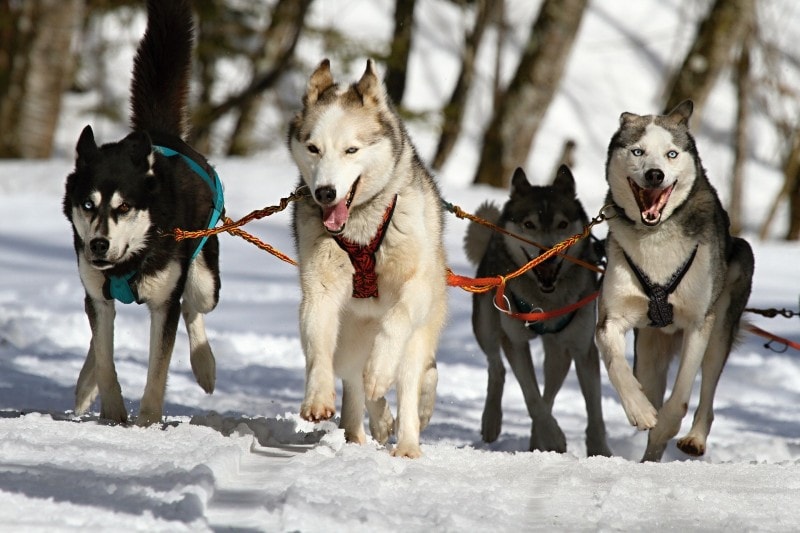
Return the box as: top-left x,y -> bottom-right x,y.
341,379 -> 367,444
182,305 -> 215,394
182,254 -> 218,394
392,329 -> 437,458
678,241 -> 753,456
137,300 -> 181,426
83,296 -> 128,423
633,328 -> 675,411
418,362 -> 438,431
74,340 -> 99,415
473,292 -> 505,443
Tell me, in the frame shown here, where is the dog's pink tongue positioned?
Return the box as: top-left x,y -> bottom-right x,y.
322,200 -> 349,232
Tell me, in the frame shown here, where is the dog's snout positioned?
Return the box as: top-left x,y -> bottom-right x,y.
314,186 -> 337,205
645,168 -> 665,187
90,238 -> 109,256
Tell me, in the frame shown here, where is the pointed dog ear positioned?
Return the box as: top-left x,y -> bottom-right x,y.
76,125 -> 98,168
552,164 -> 576,197
305,58 -> 334,106
510,167 -> 533,195
355,58 -> 385,107
619,111 -> 638,126
666,99 -> 693,126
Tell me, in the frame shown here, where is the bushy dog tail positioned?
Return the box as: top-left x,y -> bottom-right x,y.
463,202 -> 500,265
129,0 -> 194,139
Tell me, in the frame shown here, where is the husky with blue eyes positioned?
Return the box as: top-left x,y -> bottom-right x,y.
63,0 -> 221,426
596,100 -> 754,462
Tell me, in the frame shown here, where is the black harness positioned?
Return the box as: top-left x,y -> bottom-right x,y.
623,245 -> 698,328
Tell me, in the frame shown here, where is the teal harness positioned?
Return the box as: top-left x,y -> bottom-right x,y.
104,143 -> 224,304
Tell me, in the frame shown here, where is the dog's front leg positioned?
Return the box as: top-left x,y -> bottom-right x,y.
596,311 -> 657,430
299,294 -> 341,422
137,300 -> 181,426
83,296 -> 128,423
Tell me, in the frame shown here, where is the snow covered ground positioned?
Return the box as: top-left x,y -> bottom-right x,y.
1,1 -> 799,531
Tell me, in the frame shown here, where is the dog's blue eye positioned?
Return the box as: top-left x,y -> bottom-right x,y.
82,200 -> 94,211
307,144 -> 320,154
631,148 -> 644,156
345,147 -> 358,155
667,150 -> 679,159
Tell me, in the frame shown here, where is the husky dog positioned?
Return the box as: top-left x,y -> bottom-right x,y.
63,0 -> 222,426
465,166 -> 611,456
288,59 -> 447,458
595,100 -> 754,461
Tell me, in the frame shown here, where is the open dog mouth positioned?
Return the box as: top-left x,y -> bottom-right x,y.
321,177 -> 360,234
523,247 -> 562,293
628,177 -> 674,226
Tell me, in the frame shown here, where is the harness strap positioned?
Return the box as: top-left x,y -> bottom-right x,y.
623,245 -> 698,328
333,195 -> 398,298
105,138 -> 224,304
509,291 -> 578,335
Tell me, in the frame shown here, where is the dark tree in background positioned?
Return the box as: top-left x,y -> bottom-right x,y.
0,0 -> 84,158
431,0 -> 495,172
472,0 -> 587,188
384,0 -> 416,106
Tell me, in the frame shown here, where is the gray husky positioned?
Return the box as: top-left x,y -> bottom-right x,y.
289,59 -> 447,458
465,166 -> 611,456
595,100 -> 754,462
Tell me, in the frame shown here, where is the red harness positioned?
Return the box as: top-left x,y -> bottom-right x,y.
333,195 -> 398,298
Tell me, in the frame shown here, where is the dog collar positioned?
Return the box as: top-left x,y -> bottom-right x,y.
105,139 -> 225,305
510,291 -> 576,335
623,245 -> 698,328
333,195 -> 398,298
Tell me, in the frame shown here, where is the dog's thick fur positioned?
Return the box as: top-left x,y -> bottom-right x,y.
595,100 -> 754,461
288,59 -> 447,458
63,0 -> 220,426
465,166 -> 611,456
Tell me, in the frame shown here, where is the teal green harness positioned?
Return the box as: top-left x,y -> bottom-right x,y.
104,143 -> 224,304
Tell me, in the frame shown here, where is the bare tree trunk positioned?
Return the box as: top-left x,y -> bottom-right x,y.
492,0 -> 506,115
729,20 -> 753,236
0,0 -> 83,158
431,0 -> 493,171
226,0 -> 312,155
384,0 -> 416,105
473,0 -> 587,188
662,0 -> 754,119
759,130 -> 800,240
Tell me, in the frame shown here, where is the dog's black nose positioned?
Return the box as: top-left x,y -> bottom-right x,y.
314,186 -> 337,205
645,169 -> 664,187
90,238 -> 109,256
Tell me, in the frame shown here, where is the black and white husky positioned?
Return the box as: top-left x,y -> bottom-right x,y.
63,0 -> 222,426
464,166 -> 611,456
595,100 -> 754,461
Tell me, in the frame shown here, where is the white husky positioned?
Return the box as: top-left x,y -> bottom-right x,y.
596,100 -> 754,461
288,59 -> 447,458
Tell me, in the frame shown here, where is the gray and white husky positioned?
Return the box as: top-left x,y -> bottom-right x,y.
288,59 -> 447,458
63,0 -> 221,426
464,166 -> 611,456
596,100 -> 754,462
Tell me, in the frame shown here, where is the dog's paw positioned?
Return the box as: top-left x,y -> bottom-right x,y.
621,391 -> 658,430
191,346 -> 216,394
391,441 -> 423,459
300,394 -> 336,422
368,408 -> 394,445
530,415 -> 567,453
99,397 -> 128,425
676,434 -> 706,456
135,409 -> 162,427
